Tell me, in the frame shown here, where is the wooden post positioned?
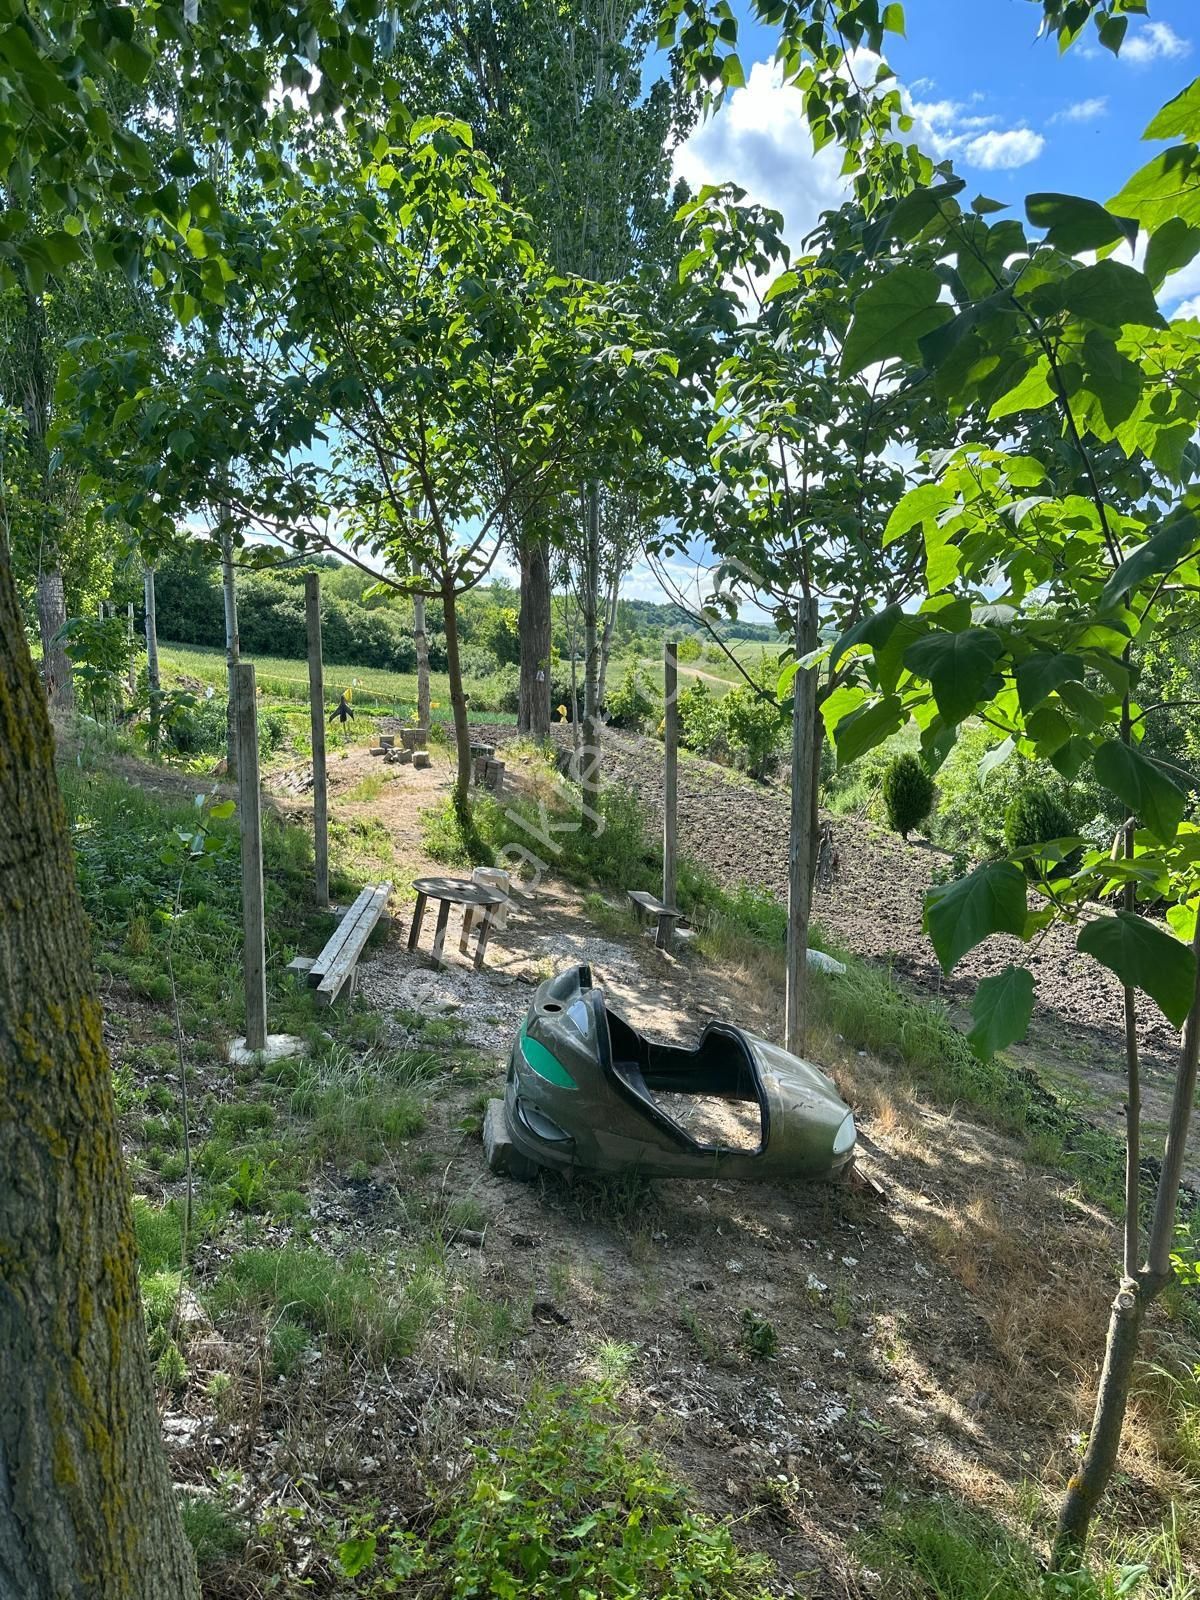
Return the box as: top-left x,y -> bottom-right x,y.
785,598 -> 819,1054
233,662 -> 267,1052
126,601 -> 137,694
143,568 -> 160,692
221,523 -> 240,779
305,572 -> 329,906
663,638 -> 679,941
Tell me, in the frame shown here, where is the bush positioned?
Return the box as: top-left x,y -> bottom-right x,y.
1004,784 -> 1080,878
882,753 -> 935,840
607,664 -> 659,730
720,681 -> 786,779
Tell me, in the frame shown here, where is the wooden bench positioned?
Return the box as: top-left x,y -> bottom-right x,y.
626,890 -> 684,951
290,883 -> 391,1006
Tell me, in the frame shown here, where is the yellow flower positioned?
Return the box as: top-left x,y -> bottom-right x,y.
557,703 -> 568,718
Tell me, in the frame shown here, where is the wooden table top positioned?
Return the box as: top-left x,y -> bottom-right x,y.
411,876 -> 505,908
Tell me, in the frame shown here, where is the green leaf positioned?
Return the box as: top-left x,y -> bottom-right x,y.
1099,514 -> 1199,611
337,1534 -> 377,1577
1026,193 -> 1137,254
1077,913 -> 1196,1027
924,862 -> 1029,973
840,265 -> 952,375
1015,651 -> 1084,714
903,628 -> 1003,725
1144,78 -> 1200,141
833,695 -> 905,766
830,602 -> 904,669
968,965 -> 1035,1058
988,359 -> 1055,420
720,53 -> 745,89
1062,260 -> 1163,329
1145,218 -> 1200,289
883,482 -> 952,545
1094,740 -> 1186,844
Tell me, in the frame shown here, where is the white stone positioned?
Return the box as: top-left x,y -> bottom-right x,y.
807,949 -> 847,976
226,1033 -> 309,1067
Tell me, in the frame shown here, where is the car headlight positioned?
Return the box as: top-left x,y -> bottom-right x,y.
832,1111 -> 856,1157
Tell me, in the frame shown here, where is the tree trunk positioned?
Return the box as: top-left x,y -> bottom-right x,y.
37,565 -> 74,713
581,485 -> 601,791
597,564 -> 621,710
0,553 -> 199,1597
442,581 -> 472,817
220,526 -> 239,779
1053,910 -> 1200,1562
1053,1280 -> 1148,1558
412,556 -> 430,731
517,533 -> 551,738
144,567 -> 160,753
784,599 -> 819,1054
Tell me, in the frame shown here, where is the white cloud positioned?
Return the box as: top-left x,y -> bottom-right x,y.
1122,20 -> 1191,65
1051,96 -> 1108,123
1176,296 -> 1200,320
961,128 -> 1046,169
671,61 -> 852,245
909,97 -> 1044,170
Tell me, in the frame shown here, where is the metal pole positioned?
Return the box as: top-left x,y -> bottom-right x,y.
305,573 -> 329,906
663,639 -> 679,931
233,662 -> 267,1052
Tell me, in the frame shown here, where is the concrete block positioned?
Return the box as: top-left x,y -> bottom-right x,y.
483,1098 -> 540,1180
227,1033 -> 309,1067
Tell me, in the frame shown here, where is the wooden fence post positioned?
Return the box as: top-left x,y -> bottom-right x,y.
663,639 -> 679,942
233,661 -> 267,1052
305,573 -> 329,906
144,566 -> 161,752
126,602 -> 137,694
221,523 -> 240,779
785,598 -> 819,1054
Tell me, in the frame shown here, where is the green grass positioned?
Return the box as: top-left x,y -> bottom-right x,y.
861,1497 -> 1196,1600
213,1245 -> 416,1361
158,640 -> 518,724
178,1493 -> 248,1569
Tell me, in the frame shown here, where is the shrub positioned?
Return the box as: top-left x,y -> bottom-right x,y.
1004,784 -> 1080,878
678,681 -> 725,756
606,664 -> 659,730
882,753 -> 935,840
720,682 -> 786,779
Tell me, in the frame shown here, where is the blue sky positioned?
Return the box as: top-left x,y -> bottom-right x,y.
672,0 -> 1200,315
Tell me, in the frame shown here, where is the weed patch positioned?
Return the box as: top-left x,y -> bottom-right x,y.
213,1246 -> 415,1362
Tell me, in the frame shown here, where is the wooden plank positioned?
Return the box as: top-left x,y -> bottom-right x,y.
315,884 -> 389,1005
308,885 -> 376,983
234,663 -> 267,1051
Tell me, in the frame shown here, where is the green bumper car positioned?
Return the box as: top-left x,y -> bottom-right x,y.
485,964 -> 856,1182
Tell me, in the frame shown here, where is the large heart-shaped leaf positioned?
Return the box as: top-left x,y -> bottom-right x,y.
1077,913 -> 1196,1028
924,862 -> 1029,973
1062,260 -> 1163,330
1026,192 -> 1137,255
1014,651 -> 1084,715
840,265 -> 953,375
904,628 -> 1003,725
1099,514 -> 1199,611
1093,740 -> 1186,844
833,695 -> 905,766
969,965 -> 1035,1059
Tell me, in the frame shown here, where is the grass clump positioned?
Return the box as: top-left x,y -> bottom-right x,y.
213,1246 -> 414,1361
288,1050 -> 429,1164
178,1492 -> 248,1569
133,1195 -> 185,1272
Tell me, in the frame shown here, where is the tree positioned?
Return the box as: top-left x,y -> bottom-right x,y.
823,90 -> 1200,1570
426,0 -> 690,735
0,3 -> 384,1588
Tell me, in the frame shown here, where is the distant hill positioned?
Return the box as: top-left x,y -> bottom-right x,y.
614,596 -> 777,642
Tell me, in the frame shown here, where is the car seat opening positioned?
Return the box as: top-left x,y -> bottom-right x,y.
607,1010 -> 765,1155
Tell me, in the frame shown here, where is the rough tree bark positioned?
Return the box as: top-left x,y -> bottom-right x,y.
517,532 -> 551,739
36,565 -> 74,713
0,553 -> 199,1597
411,556 -> 430,731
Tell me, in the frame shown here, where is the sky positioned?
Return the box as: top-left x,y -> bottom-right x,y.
615,0 -> 1199,611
